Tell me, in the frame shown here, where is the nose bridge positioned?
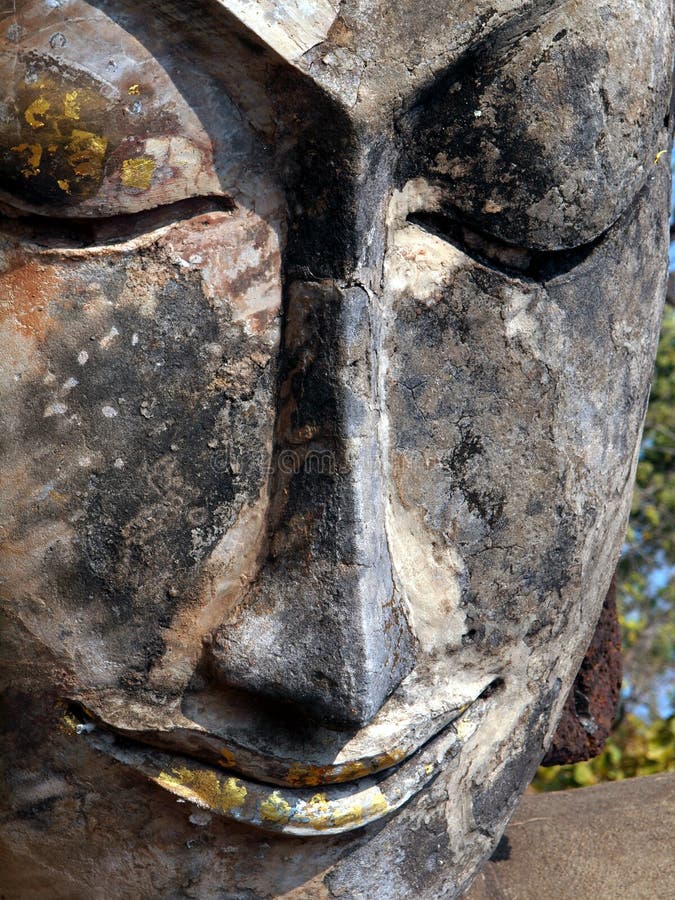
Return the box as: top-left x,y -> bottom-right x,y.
281,86 -> 395,283
207,278 -> 416,727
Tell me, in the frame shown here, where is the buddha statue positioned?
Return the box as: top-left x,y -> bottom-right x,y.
0,0 -> 671,896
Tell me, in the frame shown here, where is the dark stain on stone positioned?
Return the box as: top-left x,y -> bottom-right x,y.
490,834 -> 511,862
6,254 -> 274,677
396,11 -> 668,251
441,426 -> 505,527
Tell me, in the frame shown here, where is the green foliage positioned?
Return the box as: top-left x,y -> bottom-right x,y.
532,714 -> 675,792
617,305 -> 675,718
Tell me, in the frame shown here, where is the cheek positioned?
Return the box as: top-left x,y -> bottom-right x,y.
382,162 -> 665,670
383,224 -> 572,655
0,209 -> 282,683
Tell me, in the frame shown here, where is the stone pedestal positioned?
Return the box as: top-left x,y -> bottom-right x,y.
466,772 -> 675,899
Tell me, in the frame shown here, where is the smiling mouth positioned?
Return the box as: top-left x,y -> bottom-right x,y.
72,681 -> 499,836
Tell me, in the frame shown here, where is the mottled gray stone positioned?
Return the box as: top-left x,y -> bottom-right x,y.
0,0 -> 672,897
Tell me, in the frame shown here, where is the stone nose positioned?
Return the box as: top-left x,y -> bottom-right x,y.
205,280 -> 416,727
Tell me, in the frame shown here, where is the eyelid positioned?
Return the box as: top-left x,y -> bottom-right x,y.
0,195 -> 236,253
406,210 -> 603,282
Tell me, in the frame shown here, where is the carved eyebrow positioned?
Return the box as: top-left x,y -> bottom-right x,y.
457,0 -> 572,68
151,0 -> 571,104
400,0 -> 570,115
0,195 -> 235,251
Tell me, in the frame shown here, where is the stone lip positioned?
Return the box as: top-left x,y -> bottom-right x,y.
81,692 -> 491,836
73,673 -> 499,788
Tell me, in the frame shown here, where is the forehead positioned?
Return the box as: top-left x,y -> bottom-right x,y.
2,0 -> 669,254
0,2 -> 573,100
1,1 -> 665,107
209,0 -> 588,109
209,1 -> 566,65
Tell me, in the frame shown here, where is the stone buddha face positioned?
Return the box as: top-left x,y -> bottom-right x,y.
0,0 -> 671,896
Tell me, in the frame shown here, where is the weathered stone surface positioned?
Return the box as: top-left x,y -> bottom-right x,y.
466,773 -> 675,900
0,1 -> 672,897
400,2 -> 673,250
544,575 -> 622,765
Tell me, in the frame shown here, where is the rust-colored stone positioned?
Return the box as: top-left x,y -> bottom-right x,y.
543,575 -> 623,765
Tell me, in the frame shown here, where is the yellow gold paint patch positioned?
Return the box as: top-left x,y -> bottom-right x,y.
8,79 -> 113,199
330,800 -> 364,828
335,760 -> 370,781
157,766 -> 246,813
287,762 -> 331,787
66,129 -> 108,179
453,704 -> 475,740
63,90 -> 80,120
11,143 -> 42,177
260,791 -> 292,825
59,713 -> 79,735
375,748 -> 405,768
128,84 -> 140,95
304,793 -> 332,830
219,747 -> 237,769
286,749 -> 406,787
25,97 -> 50,128
156,771 -> 202,805
121,156 -> 155,190
364,788 -> 388,817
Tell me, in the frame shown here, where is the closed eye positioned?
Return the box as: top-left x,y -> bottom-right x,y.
0,195 -> 235,251
406,210 -> 604,281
